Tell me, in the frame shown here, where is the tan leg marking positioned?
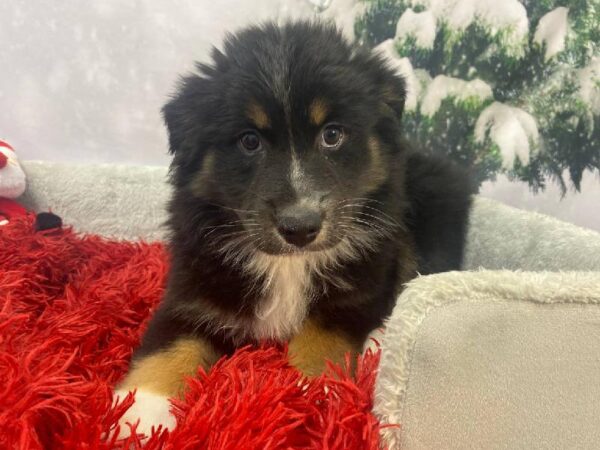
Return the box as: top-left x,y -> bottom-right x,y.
309,98 -> 329,126
288,319 -> 362,377
118,337 -> 220,397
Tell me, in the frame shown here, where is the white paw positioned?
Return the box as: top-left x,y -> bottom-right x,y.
112,389 -> 176,441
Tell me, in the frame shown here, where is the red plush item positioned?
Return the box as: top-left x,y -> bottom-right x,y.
0,216 -> 388,449
0,197 -> 28,223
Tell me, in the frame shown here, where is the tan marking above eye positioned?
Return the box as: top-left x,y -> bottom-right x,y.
246,101 -> 270,129
309,98 -> 329,126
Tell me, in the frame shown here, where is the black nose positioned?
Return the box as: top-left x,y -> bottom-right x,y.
276,206 -> 322,247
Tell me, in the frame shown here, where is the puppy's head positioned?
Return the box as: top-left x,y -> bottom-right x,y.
165,21 -> 406,257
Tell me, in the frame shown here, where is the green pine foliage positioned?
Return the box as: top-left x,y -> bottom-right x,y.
356,0 -> 600,192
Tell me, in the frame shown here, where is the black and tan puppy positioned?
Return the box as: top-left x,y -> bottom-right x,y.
115,21 -> 473,435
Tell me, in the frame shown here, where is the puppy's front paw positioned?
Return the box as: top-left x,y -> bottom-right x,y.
112,389 -> 176,441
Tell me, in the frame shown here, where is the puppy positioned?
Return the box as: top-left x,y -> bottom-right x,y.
114,21 -> 473,437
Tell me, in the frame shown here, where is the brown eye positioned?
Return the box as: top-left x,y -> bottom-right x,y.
239,131 -> 262,153
321,125 -> 344,148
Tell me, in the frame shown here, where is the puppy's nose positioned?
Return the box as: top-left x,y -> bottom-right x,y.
276,206 -> 322,247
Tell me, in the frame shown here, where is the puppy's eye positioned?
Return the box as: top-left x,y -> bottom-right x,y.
239,131 -> 262,153
321,125 -> 344,148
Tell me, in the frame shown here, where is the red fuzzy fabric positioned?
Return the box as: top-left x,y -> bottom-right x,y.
0,216 -> 388,449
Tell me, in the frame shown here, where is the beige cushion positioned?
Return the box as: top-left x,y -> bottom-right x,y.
20,161 -> 171,241
375,271 -> 600,450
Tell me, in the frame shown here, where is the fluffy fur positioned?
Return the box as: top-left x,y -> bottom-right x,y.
119,20 -> 473,434
136,20 -> 472,354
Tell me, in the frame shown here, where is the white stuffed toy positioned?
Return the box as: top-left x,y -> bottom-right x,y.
0,140 -> 28,225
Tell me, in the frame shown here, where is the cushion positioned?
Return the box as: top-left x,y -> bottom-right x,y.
465,197 -> 600,271
20,161 -> 171,241
375,270 -> 600,449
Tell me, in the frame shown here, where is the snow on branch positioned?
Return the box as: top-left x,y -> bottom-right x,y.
475,102 -> 540,169
420,75 -> 492,116
533,7 -> 570,61
395,9 -> 437,50
577,56 -> 600,115
406,0 -> 529,55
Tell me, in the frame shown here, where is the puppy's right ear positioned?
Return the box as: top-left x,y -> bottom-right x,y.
163,48 -> 226,157
162,97 -> 184,155
162,75 -> 204,156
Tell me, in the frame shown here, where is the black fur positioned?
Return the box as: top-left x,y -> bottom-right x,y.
405,149 -> 475,274
135,21 -> 474,360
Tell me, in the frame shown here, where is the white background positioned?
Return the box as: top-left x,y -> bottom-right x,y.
1,0 -> 598,230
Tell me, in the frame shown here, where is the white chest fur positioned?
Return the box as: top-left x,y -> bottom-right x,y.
244,239 -> 360,341
247,253 -> 313,341
180,239 -> 361,343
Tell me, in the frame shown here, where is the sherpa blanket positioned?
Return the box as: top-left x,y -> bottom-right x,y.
0,216 -> 383,450
375,270 -> 600,449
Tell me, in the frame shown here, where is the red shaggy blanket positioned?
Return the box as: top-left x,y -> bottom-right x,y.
0,216 -> 385,449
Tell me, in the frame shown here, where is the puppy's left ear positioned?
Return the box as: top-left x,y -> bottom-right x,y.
380,70 -> 406,121
366,54 -> 407,121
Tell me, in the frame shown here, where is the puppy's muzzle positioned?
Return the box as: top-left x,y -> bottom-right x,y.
276,205 -> 322,247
